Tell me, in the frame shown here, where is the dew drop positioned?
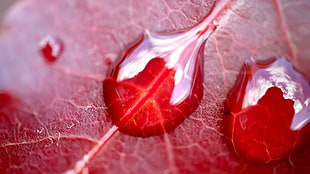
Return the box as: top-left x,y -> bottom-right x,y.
103,1 -> 231,137
224,57 -> 310,163
40,36 -> 63,62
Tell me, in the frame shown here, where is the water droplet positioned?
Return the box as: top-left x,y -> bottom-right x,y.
40,36 -> 63,62
224,57 -> 310,163
102,1 -> 231,137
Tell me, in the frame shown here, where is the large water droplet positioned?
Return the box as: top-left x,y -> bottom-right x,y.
103,1 -> 231,137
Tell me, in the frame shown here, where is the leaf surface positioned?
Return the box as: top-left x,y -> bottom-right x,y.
0,0 -> 309,173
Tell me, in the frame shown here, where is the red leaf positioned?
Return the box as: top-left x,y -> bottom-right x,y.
0,0 -> 309,173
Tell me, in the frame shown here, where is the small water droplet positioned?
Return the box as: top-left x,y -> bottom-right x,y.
40,36 -> 63,62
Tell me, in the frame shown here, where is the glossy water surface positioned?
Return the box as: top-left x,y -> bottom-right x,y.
225,57 -> 310,163
102,7 -> 225,137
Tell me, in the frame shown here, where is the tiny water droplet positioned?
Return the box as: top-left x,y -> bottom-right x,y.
40,36 -> 63,62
